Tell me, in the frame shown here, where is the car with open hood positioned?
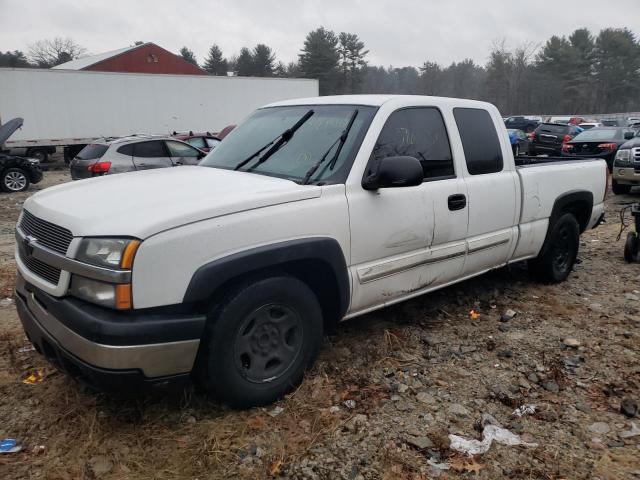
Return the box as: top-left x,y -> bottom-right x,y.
0,118 -> 43,193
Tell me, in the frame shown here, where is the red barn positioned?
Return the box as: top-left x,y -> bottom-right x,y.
52,42 -> 205,75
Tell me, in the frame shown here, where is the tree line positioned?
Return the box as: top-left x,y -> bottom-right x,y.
3,27 -> 640,114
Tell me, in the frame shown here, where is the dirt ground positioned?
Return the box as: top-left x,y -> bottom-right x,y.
0,169 -> 639,479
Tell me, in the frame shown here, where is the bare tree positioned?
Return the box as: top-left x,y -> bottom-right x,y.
28,37 -> 87,67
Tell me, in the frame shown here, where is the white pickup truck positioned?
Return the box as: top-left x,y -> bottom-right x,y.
14,95 -> 607,407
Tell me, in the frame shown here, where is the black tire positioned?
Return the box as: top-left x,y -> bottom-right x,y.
612,179 -> 631,195
624,232 -> 638,263
529,213 -> 580,283
197,275 -> 323,408
27,148 -> 49,163
529,146 -> 536,156
1,168 -> 30,192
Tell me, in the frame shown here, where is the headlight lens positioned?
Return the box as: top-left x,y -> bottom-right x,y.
76,238 -> 139,269
615,149 -> 630,164
70,276 -> 132,309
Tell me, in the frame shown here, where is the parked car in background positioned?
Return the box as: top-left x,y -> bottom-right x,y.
530,123 -> 583,156
507,129 -> 530,156
626,117 -> 640,126
504,116 -> 540,133
579,122 -> 603,130
600,118 -> 620,127
612,134 -> 640,194
0,117 -> 43,192
172,131 -> 221,152
215,124 -> 236,139
70,135 -> 205,180
562,127 -> 635,172
548,116 -> 586,125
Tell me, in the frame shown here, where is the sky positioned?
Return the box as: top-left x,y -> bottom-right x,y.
1,0 -> 638,68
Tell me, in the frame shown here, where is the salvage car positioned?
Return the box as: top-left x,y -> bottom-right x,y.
70,135 -> 206,180
0,118 -> 43,192
530,122 -> 583,156
507,128 -> 531,156
14,95 -> 607,407
611,134 -> 640,194
504,116 -> 539,133
172,131 -> 222,152
562,127 -> 635,172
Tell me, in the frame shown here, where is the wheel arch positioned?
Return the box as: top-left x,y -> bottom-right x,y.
549,190 -> 593,234
183,237 -> 350,330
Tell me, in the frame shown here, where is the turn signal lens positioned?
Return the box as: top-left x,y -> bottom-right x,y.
115,284 -> 133,310
88,161 -> 111,174
120,240 -> 140,269
562,143 -> 574,153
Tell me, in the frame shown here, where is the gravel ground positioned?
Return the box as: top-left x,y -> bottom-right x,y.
0,169 -> 639,479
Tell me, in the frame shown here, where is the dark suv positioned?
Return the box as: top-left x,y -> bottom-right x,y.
530,123 -> 583,156
504,116 -> 540,133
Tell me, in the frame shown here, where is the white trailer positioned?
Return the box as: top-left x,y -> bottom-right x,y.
0,68 -> 319,161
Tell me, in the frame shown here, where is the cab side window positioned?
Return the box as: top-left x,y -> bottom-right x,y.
372,107 -> 454,180
454,108 -> 503,175
134,141 -> 167,158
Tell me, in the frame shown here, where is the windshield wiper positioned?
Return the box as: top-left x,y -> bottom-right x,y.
302,109 -> 358,185
234,109 -> 314,172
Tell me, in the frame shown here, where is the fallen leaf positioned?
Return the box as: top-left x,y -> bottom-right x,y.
269,459 -> 283,476
450,456 -> 485,474
469,310 -> 480,320
249,416 -> 266,430
22,370 -> 43,385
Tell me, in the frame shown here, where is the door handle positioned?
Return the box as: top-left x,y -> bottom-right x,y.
448,194 -> 466,211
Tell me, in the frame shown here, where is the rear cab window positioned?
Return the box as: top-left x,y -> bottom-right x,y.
371,107 -> 455,180
453,108 -> 503,175
76,144 -> 108,160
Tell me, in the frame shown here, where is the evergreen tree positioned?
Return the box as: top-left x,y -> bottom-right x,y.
179,47 -> 198,66
252,44 -> 276,76
236,47 -> 254,76
203,44 -> 228,75
299,27 -> 340,95
0,50 -> 32,68
337,32 -> 368,93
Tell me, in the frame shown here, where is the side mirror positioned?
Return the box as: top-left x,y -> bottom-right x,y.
362,156 -> 423,190
624,131 -> 635,140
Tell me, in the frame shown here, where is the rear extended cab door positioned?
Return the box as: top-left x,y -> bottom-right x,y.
451,107 -> 521,277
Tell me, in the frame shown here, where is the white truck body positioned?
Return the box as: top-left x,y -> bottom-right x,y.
14,95 -> 607,406
0,68 -> 319,148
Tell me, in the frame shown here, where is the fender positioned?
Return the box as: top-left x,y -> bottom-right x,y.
183,237 -> 350,318
549,190 -> 593,233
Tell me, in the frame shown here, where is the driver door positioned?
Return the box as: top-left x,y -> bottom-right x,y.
347,107 -> 468,314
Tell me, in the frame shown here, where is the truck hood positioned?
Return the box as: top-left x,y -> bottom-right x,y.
24,166 -> 321,238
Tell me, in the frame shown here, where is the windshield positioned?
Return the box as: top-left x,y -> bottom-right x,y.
572,128 -> 623,142
200,105 -> 377,184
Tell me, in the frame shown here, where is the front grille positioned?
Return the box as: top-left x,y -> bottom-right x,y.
632,147 -> 640,163
19,210 -> 73,255
18,249 -> 61,285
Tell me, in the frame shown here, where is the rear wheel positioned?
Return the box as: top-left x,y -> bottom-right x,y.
1,168 -> 30,192
529,213 -> 580,283
612,179 -> 631,195
197,275 -> 323,408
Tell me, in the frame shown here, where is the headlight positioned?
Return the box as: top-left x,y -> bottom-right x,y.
615,149 -> 631,165
70,276 -> 132,310
76,238 -> 140,269
27,158 -> 40,165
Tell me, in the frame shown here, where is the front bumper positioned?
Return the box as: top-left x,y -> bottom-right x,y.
15,274 -> 206,392
613,166 -> 640,185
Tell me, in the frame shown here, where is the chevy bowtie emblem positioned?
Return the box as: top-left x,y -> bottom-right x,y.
22,235 -> 36,257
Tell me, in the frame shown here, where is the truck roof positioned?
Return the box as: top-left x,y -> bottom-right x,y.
265,94 -> 496,110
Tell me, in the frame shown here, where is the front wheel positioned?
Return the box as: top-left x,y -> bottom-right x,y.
529,213 -> 580,283
612,179 -> 631,195
1,168 -> 30,192
197,275 -> 323,408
